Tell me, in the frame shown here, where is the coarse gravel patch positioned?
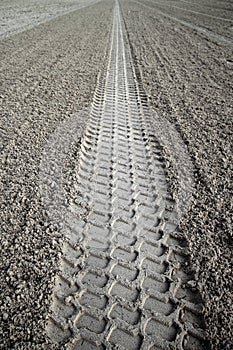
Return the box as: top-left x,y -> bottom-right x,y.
0,0 -> 101,39
134,0 -> 233,39
120,0 -> 232,349
0,0 -> 114,348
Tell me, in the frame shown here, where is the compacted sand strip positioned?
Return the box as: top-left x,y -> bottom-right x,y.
47,1 -> 209,349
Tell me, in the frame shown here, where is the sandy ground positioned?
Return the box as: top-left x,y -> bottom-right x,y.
120,0 -> 233,348
0,0 -> 232,349
0,1 -> 113,348
0,0 -> 101,39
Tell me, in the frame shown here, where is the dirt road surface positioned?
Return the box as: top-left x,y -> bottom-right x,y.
0,0 -> 232,349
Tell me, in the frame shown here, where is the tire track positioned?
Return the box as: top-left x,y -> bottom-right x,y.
46,1 -> 208,348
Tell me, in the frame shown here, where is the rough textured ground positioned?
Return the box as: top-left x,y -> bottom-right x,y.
131,0 -> 233,42
0,0 -> 232,349
0,1 -> 113,348
120,0 -> 233,349
0,0 -> 101,39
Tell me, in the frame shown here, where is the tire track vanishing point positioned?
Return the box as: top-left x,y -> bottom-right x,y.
46,1 -> 208,349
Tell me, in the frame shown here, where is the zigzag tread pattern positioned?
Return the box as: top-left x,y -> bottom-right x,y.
46,1 -> 208,349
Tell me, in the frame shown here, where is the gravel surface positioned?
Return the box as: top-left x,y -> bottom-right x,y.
0,0 -> 232,349
0,1 -> 113,348
120,0 -> 233,348
0,0 -> 101,39
131,0 -> 233,40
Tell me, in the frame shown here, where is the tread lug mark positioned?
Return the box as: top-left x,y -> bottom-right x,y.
47,0 -> 208,348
